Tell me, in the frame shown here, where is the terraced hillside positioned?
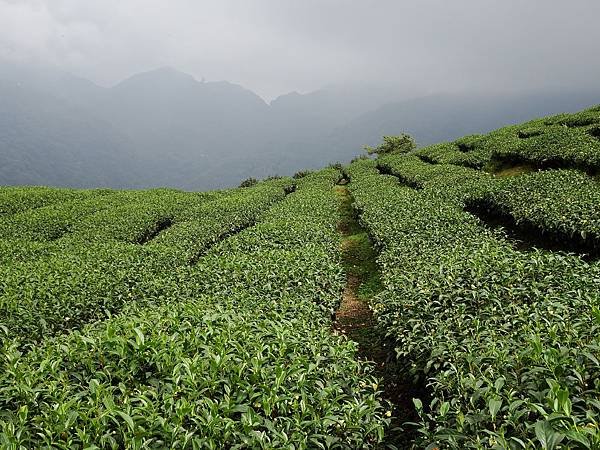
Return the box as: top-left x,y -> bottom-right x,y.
0,105 -> 599,449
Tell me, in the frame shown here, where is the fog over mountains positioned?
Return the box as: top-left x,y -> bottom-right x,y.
1,61 -> 599,190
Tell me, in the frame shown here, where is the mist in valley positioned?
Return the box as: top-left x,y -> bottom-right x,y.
1,0 -> 599,189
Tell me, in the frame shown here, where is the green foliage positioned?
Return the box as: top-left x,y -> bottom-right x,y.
328,162 -> 345,171
347,156 -> 600,448
377,154 -> 491,202
351,154 -> 370,164
473,169 -> 600,253
0,170 -> 388,448
0,180 -> 294,347
238,177 -> 258,188
414,141 -> 489,169
0,186 -> 102,216
263,174 -> 283,181
293,169 -> 313,179
413,105 -> 600,172
364,134 -> 416,156
2,104 -> 600,448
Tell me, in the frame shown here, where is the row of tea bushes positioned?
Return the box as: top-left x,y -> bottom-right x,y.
0,169 -> 389,448
468,169 -> 600,255
0,186 -> 106,216
346,158 -> 600,449
412,105 -> 600,173
0,180 -> 293,347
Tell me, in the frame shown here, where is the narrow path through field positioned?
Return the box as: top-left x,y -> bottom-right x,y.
333,181 -> 419,449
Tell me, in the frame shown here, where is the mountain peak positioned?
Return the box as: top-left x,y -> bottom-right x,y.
112,66 -> 198,89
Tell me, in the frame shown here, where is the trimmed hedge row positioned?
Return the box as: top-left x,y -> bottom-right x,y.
0,180 -> 292,347
412,105 -> 600,172
347,158 -> 600,449
0,169 -> 389,448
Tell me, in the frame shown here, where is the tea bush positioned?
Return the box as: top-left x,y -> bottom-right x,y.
0,179 -> 294,347
347,157 -> 600,448
2,104 -> 600,448
471,169 -> 600,254
0,186 -> 101,216
0,169 -> 388,448
411,105 -> 600,173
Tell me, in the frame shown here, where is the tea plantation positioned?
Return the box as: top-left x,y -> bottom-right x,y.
1,105 -> 599,448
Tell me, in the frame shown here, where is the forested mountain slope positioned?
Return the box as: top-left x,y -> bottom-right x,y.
2,60 -> 599,189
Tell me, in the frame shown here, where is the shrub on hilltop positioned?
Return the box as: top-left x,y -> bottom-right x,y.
364,134 -> 416,157
239,177 -> 258,188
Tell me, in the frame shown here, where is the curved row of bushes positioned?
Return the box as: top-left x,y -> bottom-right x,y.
413,105 -> 600,173
0,169 -> 388,448
347,158 -> 600,448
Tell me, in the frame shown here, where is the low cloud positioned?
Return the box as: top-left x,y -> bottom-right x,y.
1,0 -> 599,99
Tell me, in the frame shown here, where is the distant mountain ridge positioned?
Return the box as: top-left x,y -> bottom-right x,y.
1,61 -> 599,189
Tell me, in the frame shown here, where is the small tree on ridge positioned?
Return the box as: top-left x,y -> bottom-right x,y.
364,134 -> 416,157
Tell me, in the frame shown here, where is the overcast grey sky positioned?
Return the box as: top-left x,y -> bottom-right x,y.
1,0 -> 599,100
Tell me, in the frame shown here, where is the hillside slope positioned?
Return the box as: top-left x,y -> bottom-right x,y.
345,103 -> 600,448
0,105 -> 599,448
0,79 -> 142,188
